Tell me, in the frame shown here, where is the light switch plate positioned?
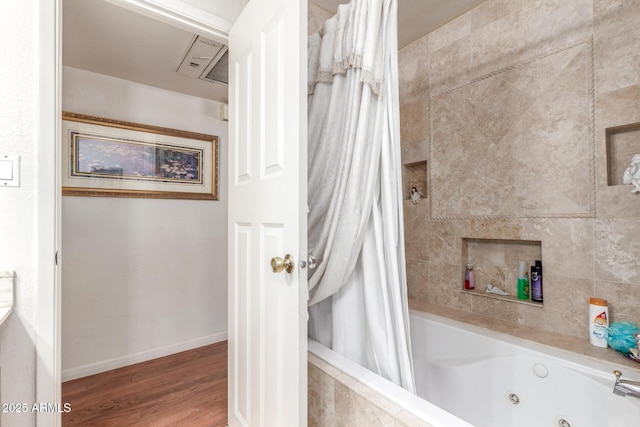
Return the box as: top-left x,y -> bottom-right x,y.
0,155 -> 20,187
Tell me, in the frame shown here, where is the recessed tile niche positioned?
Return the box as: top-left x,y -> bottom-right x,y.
606,123 -> 640,186
403,160 -> 427,201
462,238 -> 543,306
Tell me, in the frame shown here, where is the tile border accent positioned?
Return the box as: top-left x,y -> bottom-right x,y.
430,39 -> 593,98
429,39 -> 596,221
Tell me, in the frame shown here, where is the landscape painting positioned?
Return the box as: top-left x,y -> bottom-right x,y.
62,113 -> 218,200
71,135 -> 203,183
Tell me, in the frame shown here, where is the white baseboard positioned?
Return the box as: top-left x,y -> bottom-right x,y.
62,331 -> 227,382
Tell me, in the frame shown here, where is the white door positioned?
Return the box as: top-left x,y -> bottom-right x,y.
227,0 -> 307,425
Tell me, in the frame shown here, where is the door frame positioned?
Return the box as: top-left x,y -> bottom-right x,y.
39,1 -> 234,424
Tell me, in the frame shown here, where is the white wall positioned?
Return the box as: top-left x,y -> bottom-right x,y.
61,66 -> 228,380
181,0 -> 244,22
0,1 -> 39,425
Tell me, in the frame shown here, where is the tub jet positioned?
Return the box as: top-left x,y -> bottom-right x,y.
507,392 -> 520,406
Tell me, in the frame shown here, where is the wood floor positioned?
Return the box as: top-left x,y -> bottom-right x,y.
62,341 -> 228,427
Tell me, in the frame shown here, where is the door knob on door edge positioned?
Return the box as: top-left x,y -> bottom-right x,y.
271,254 -> 294,274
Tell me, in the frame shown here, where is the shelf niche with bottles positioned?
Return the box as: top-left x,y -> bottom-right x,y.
461,238 -> 543,307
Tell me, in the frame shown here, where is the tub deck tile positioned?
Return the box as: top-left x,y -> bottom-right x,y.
409,298 -> 640,374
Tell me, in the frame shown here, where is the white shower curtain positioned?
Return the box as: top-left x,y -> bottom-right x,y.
307,0 -> 415,392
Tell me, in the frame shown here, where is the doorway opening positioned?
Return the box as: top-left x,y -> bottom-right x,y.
60,0 -> 230,424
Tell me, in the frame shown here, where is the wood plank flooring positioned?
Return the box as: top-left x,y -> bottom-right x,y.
62,341 -> 227,427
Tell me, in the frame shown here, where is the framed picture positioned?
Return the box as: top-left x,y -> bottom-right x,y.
61,112 -> 218,200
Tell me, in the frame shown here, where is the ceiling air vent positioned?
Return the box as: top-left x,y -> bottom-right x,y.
176,35 -> 228,85
202,50 -> 228,85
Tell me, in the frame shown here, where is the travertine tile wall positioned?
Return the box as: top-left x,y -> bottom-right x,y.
308,355 -> 429,427
400,0 -> 640,339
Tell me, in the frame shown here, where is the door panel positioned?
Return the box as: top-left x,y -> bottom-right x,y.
234,48 -> 252,185
232,222 -> 252,424
228,0 -> 307,425
260,15 -> 285,178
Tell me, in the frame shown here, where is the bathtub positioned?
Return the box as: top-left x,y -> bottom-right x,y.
308,309 -> 640,427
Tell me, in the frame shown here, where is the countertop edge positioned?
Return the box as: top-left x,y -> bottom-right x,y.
0,271 -> 15,327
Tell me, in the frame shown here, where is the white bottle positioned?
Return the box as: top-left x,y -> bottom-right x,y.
588,297 -> 609,348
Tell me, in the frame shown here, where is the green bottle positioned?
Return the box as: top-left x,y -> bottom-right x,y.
516,261 -> 529,300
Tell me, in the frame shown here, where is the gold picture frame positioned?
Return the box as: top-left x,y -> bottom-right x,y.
61,112 -> 218,200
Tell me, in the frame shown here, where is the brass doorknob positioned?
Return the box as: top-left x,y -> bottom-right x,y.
271,254 -> 294,274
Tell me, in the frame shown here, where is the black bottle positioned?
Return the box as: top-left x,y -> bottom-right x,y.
530,260 -> 543,303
